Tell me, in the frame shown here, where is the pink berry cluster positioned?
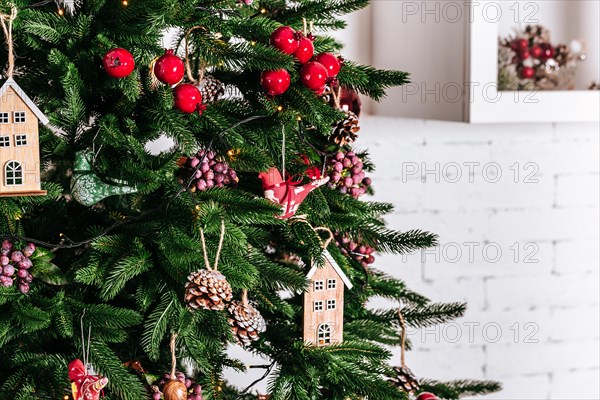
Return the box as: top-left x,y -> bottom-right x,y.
179,149 -> 239,192
154,371 -> 203,400
327,150 -> 372,198
334,233 -> 375,267
1,239 -> 35,293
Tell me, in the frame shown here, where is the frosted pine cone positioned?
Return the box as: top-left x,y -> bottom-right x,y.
228,301 -> 266,346
197,75 -> 225,104
329,110 -> 360,146
184,269 -> 233,311
389,366 -> 420,394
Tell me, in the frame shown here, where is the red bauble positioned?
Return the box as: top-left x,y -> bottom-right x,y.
102,48 -> 135,79
173,84 -> 203,114
530,45 -> 543,59
521,66 -> 535,79
261,69 -> 291,96
314,52 -> 341,77
270,26 -> 299,55
416,393 -> 439,400
515,38 -> 529,50
154,49 -> 185,85
540,43 -> 555,60
300,61 -> 328,91
294,37 -> 314,64
518,48 -> 530,60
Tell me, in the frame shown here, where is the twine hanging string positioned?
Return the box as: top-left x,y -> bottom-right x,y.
184,26 -> 207,85
80,310 -> 92,371
330,85 -> 342,110
241,288 -> 249,306
0,4 -> 18,78
199,219 -> 226,271
281,124 -> 286,179
290,215 -> 334,250
397,308 -> 407,368
169,332 -> 178,377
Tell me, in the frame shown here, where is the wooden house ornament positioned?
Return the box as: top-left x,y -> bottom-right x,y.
0,78 -> 48,197
303,250 -> 353,346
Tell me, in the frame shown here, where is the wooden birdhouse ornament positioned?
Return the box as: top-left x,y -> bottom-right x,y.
303,250 -> 353,346
1,7 -> 47,197
0,79 -> 48,197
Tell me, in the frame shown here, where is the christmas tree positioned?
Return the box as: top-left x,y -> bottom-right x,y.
0,0 -> 501,399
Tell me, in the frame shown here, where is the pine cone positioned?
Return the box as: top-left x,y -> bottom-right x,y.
329,111 -> 360,145
228,300 -> 266,346
198,75 -> 225,104
389,366 -> 420,394
184,269 -> 233,311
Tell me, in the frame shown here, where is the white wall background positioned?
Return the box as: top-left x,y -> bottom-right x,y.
224,2 -> 600,398
364,117 -> 599,400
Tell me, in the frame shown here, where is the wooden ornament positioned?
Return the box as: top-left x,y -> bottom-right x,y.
163,379 -> 188,400
303,250 -> 353,346
0,79 -> 48,197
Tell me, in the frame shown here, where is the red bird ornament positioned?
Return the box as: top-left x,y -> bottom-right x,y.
259,167 -> 329,219
68,359 -> 109,400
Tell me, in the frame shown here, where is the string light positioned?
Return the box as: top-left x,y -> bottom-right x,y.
260,8 -> 267,14
276,105 -> 284,112
122,0 -> 128,5
250,40 -> 256,46
296,116 -> 302,121
63,395 -> 70,400
57,7 -> 64,15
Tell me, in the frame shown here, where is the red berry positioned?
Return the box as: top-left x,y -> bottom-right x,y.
520,66 -> 535,79
515,38 -> 529,50
300,61 -> 328,91
314,52 -> 341,77
518,48 -> 530,60
102,48 -> 135,79
294,37 -> 314,64
541,45 -> 555,60
416,393 -> 439,400
270,26 -> 299,55
173,84 -> 203,114
154,49 -> 185,85
261,69 -> 291,96
530,45 -> 543,58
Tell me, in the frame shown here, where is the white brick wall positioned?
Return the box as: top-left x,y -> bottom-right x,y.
363,117 -> 600,400
223,116 -> 599,399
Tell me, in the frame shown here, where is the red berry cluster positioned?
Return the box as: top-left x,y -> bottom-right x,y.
154,372 -> 203,400
1,240 -> 35,294
509,38 -> 556,79
102,48 -> 205,114
327,150 -> 371,198
261,26 -> 342,96
179,149 -> 239,192
334,232 -> 375,268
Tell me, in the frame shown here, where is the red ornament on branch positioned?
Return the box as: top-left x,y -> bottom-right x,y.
68,359 -> 109,400
416,393 -> 439,400
154,49 -> 185,85
294,36 -> 314,64
520,66 -> 535,79
314,52 -> 341,77
258,167 -> 329,219
102,48 -> 135,78
173,84 -> 204,114
530,45 -> 543,58
270,26 -> 299,55
261,69 -> 291,96
300,61 -> 328,91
